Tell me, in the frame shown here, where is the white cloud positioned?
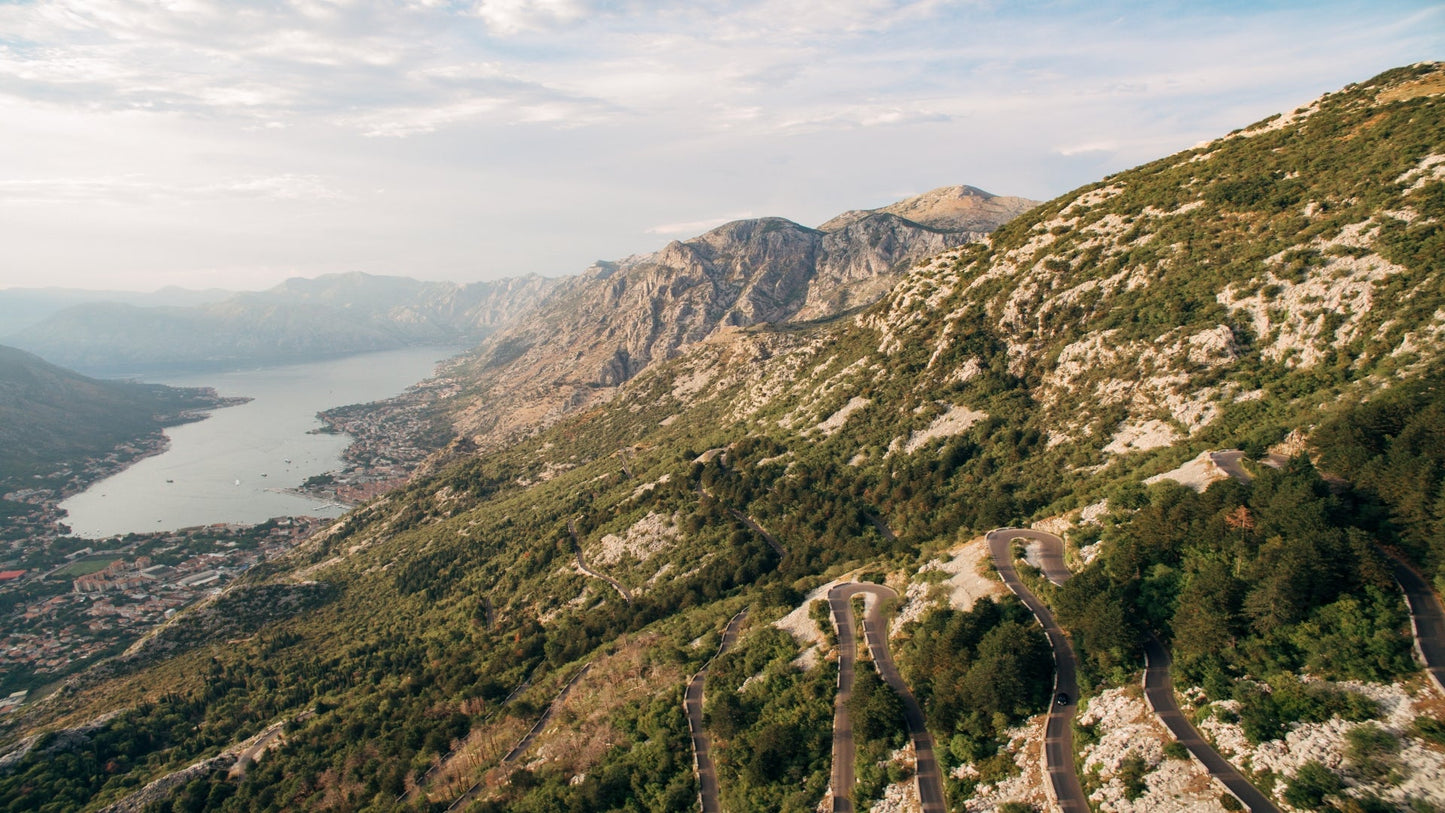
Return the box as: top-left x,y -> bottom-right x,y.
470,0 -> 589,35
208,174 -> 349,201
1055,141 -> 1118,157
0,174 -> 348,205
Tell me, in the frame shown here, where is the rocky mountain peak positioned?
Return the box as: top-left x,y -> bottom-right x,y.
818,184 -> 1040,232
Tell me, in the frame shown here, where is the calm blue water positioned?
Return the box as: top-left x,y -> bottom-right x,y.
59,347 -> 456,538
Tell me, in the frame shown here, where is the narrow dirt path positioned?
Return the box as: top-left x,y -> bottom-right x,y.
568,518 -> 632,603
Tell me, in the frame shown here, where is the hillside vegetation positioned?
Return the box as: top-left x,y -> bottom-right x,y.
0,345 -> 230,487
2,64 -> 1444,813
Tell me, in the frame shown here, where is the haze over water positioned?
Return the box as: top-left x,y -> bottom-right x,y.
59,347 -> 455,538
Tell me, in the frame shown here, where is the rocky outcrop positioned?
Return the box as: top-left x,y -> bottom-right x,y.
97,754 -> 237,813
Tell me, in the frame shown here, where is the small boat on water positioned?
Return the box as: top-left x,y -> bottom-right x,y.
234,479 -> 241,486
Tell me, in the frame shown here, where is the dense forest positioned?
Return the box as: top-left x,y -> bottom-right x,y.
1313,368 -> 1445,589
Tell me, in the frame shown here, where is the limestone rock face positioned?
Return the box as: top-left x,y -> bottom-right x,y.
450,188 -> 1037,447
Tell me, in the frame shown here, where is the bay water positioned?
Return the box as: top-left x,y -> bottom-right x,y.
59,347 -> 456,538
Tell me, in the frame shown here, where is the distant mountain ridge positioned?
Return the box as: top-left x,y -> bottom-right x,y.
4,65 -> 1445,813
0,286 -> 233,334
4,273 -> 556,376
818,184 -> 1038,232
2,187 -> 1032,379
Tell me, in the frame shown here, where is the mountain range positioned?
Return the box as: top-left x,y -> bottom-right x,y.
1,186 -> 1032,379
2,274 -> 556,376
1,63 -> 1443,813
446,184 -> 1036,448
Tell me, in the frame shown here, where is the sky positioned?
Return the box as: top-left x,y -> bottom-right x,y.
0,0 -> 1440,292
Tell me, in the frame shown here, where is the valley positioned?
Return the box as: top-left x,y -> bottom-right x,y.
1,62 -> 1444,813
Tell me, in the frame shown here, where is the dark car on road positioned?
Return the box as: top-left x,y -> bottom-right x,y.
1056,692 -> 1069,706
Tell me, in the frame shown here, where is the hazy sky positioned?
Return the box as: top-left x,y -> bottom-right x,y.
0,0 -> 1439,292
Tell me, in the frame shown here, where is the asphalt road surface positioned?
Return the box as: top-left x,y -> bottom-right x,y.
1211,452 -> 1445,693
1388,555 -> 1445,695
686,610 -> 749,813
446,665 -> 591,812
1210,450 -> 1254,483
725,506 -> 787,558
696,483 -> 787,558
503,664 -> 591,763
985,528 -> 1089,813
1142,635 -> 1280,812
828,582 -> 947,813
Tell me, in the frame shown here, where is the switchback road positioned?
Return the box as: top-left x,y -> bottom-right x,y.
501,664 -> 591,763
985,528 -> 1088,813
990,525 -> 1281,812
1209,450 -> 1253,483
695,483 -> 787,558
685,610 -> 749,813
1142,636 -> 1280,812
445,664 -> 591,812
828,582 -> 946,813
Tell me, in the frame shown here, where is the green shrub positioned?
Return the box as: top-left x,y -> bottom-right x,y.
1284,761 -> 1344,810
1117,752 -> 1149,800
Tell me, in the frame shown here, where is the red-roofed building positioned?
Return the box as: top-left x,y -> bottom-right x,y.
0,570 -> 24,581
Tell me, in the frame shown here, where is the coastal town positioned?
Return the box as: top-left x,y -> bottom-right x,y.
301,372 -> 462,503
0,516 -> 329,699
0,372 -> 457,711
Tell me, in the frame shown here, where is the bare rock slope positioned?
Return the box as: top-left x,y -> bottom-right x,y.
448,186 -> 1037,448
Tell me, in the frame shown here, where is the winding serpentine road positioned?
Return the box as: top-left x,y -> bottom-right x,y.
1388,556 -> 1445,696
685,610 -> 750,813
990,525 -> 1281,812
1209,450 -> 1253,483
984,529 -> 1088,813
695,483 -> 788,559
828,583 -> 946,813
1142,636 -> 1280,812
568,518 -> 633,603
